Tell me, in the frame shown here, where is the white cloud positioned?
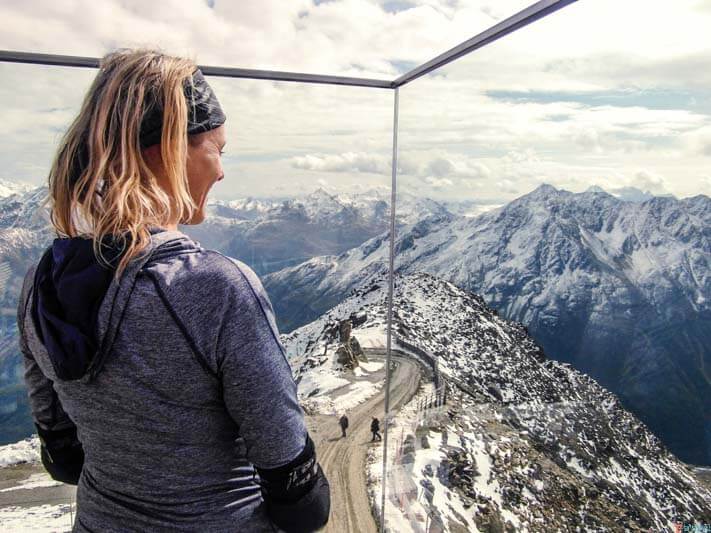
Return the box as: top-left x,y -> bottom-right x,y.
291,152 -> 390,174
424,157 -> 454,178
631,170 -> 669,194
424,176 -> 453,188
683,126 -> 711,157
0,0 -> 710,201
572,128 -> 603,154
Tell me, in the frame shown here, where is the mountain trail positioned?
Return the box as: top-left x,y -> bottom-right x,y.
306,351 -> 421,533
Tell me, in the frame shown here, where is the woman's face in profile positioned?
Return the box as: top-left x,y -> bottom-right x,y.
185,124 -> 227,225
143,124 -> 226,226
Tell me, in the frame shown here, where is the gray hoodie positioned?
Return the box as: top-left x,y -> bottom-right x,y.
17,228 -> 309,532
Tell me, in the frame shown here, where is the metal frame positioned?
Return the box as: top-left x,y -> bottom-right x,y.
0,0 -> 579,530
393,0 -> 577,86
0,0 -> 577,89
0,50 -> 393,89
381,85 -> 399,533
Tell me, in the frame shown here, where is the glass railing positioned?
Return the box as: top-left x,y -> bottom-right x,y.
182,76 -> 394,533
384,0 -> 711,530
0,62 -> 396,531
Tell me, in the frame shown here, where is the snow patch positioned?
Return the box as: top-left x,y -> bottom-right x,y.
0,437 -> 40,467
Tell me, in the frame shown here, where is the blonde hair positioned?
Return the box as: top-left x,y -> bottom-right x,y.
46,48 -> 200,278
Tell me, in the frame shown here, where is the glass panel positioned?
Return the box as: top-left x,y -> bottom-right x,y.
383,0 -> 711,531
0,61 -> 395,531
195,77 -> 394,533
0,63 -> 94,454
0,63 -> 92,529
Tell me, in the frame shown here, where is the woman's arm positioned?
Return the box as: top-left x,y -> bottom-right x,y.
215,258 -> 330,532
17,266 -> 84,485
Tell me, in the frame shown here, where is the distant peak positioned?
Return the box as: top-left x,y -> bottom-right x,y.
521,183 -> 561,200
310,187 -> 334,198
585,185 -> 607,194
608,187 -> 655,203
533,183 -> 558,194
0,178 -> 37,199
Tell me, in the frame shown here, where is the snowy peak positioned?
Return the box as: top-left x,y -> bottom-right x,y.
519,182 -> 567,202
300,187 -> 349,220
585,185 -> 608,194
0,179 -> 36,199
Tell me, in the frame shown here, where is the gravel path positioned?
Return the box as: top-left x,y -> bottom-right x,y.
307,352 -> 421,533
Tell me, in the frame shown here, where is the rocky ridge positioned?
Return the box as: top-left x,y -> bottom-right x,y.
283,271 -> 711,531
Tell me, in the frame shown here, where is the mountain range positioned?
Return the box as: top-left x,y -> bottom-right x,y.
185,187 -> 447,275
0,182 -> 708,471
263,184 -> 711,465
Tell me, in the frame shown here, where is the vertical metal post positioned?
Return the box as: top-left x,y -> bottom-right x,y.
380,86 -> 399,532
69,492 -> 74,527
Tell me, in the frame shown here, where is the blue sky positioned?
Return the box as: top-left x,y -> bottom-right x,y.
0,0 -> 710,202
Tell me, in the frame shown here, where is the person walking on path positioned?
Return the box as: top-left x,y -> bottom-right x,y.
371,418 -> 382,442
339,413 -> 349,438
18,48 -> 329,533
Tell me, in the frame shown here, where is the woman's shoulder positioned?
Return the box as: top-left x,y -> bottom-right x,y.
193,249 -> 265,296
142,246 -> 270,312
199,250 -> 275,318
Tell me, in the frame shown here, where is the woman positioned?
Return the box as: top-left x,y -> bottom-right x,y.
16,49 -> 330,532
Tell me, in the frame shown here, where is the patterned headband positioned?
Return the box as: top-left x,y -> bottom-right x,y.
139,68 -> 226,148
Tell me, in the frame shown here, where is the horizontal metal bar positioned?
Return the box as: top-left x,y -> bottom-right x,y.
0,50 -> 393,89
393,0 -> 578,87
0,50 -> 100,69
198,64 -> 392,88
0,1 -> 579,90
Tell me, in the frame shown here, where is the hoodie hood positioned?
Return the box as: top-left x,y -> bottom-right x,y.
30,227 -> 201,381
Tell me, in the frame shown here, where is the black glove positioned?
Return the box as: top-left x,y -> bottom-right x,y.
35,423 -> 84,485
257,434 -> 330,532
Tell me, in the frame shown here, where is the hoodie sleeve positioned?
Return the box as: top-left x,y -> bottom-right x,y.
215,257 -> 330,531
214,257 -> 307,467
17,265 -> 84,485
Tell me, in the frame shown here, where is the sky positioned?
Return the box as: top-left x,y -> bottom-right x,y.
1,0 -> 710,204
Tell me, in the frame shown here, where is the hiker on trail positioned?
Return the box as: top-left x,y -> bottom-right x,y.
18,49 -> 329,533
371,417 -> 382,442
339,413 -> 349,438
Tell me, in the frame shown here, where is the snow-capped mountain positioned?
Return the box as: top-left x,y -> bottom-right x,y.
0,184 -> 447,445
284,272 -> 711,530
0,179 -> 36,200
264,184 -> 711,466
185,187 -> 389,275
440,198 -> 504,218
0,187 -> 54,445
183,187 -> 449,276
608,186 -> 676,203
2,181 -> 709,469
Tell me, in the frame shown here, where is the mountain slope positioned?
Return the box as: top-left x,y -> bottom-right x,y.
283,272 -> 711,530
183,187 -> 450,276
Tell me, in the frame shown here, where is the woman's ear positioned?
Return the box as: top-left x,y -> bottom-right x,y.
142,144 -> 168,185
142,144 -> 162,167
